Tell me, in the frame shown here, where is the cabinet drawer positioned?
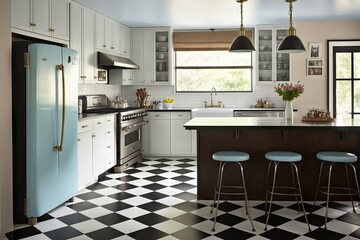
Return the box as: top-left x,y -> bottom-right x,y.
171,112 -> 190,120
105,114 -> 115,125
78,119 -> 92,133
92,116 -> 106,129
148,112 -> 171,120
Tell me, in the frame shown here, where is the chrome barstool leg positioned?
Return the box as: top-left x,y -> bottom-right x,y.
313,161 -> 325,208
291,164 -> 300,210
265,161 -> 278,231
324,163 -> 334,230
345,163 -> 356,213
212,162 -> 227,232
293,163 -> 311,232
264,161 -> 273,215
239,162 -> 255,232
349,163 -> 360,212
211,162 -> 222,214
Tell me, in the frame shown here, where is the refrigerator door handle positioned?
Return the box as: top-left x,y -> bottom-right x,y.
53,64 -> 65,152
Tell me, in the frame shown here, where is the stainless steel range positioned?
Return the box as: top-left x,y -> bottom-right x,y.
80,95 -> 148,172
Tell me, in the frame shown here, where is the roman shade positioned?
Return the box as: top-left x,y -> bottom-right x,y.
173,29 -> 254,51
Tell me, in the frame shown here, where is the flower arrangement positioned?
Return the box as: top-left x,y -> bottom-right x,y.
274,81 -> 304,101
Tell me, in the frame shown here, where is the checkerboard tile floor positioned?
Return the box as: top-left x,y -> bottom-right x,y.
6,158 -> 360,240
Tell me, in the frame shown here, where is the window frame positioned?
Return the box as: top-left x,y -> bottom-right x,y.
174,50 -> 254,93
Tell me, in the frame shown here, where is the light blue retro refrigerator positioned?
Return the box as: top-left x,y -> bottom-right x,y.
12,42 -> 79,224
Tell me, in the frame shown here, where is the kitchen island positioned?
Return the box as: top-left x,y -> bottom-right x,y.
184,117 -> 360,200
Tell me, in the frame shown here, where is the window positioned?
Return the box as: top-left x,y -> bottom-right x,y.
328,41 -> 360,119
175,50 -> 253,92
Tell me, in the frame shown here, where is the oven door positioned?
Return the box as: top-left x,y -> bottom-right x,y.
119,118 -> 147,159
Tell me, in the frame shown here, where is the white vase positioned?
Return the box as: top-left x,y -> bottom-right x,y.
284,101 -> 293,120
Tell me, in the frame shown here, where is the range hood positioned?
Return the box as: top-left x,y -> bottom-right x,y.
98,51 -> 139,69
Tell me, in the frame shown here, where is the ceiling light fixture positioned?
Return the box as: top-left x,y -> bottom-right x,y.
229,0 -> 255,52
277,0 -> 305,53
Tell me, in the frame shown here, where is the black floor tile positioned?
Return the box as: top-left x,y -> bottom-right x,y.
215,201 -> 243,212
102,201 -> 133,212
142,183 -> 167,191
288,202 -> 321,213
138,202 -> 168,212
134,213 -> 168,225
173,192 -> 197,200
174,163 -> 193,168
67,201 -> 98,212
123,168 -> 142,174
154,158 -> 172,163
152,163 -> 171,168
37,213 -> 54,222
86,227 -> 124,240
304,227 -> 346,240
144,175 -> 167,182
211,213 -> 246,226
5,226 -> 42,240
260,228 -> 300,240
172,227 -> 210,240
172,169 -> 193,174
296,213 -> 329,227
141,191 -> 168,200
44,226 -> 82,240
215,227 -> 255,240
253,202 -> 283,212
337,212 -> 360,226
76,191 -> 103,200
173,201 -> 207,212
94,213 -> 129,226
172,183 -> 196,191
128,227 -> 167,240
116,175 -> 139,182
177,158 -> 196,163
350,228 -> 360,238
320,201 -> 355,212
57,213 -> 90,225
107,192 -> 136,200
86,182 -> 108,191
172,175 -> 194,182
112,183 -> 137,191
148,169 -> 167,175
255,213 -> 291,227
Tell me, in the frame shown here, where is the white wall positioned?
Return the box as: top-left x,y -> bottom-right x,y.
121,20 -> 360,116
0,0 -> 13,237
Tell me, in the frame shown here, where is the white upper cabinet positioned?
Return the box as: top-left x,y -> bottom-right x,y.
120,25 -> 131,58
11,0 -> 69,42
70,2 -> 96,83
131,27 -> 173,85
96,13 -> 122,55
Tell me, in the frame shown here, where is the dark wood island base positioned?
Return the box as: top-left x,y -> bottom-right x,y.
184,117 -> 360,201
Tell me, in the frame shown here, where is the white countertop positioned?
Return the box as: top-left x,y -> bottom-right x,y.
184,117 -> 360,129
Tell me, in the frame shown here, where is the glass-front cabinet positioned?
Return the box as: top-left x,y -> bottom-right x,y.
155,31 -> 170,83
257,27 -> 290,82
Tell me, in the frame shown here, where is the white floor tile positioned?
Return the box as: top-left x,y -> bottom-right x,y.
71,219 -> 107,234
87,196 -> 118,206
125,187 -> 153,196
325,219 -> 360,235
155,207 -> 187,219
49,205 -> 77,218
80,206 -> 113,219
111,220 -> 148,234
22,234 -> 52,240
34,219 -> 67,233
157,179 -> 183,187
157,187 -> 184,196
152,220 -> 187,234
191,219 -> 229,234
121,196 -> 153,206
127,179 -> 154,187
94,187 -> 121,196
156,196 -> 186,206
117,207 -> 151,219
101,179 -> 125,187
130,171 -> 155,179
158,172 -> 181,179
157,236 -> 181,240
277,220 -> 313,235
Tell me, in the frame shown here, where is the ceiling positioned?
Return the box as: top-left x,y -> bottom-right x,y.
74,0 -> 360,30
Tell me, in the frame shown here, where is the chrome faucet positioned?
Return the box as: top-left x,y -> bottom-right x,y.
210,87 -> 217,106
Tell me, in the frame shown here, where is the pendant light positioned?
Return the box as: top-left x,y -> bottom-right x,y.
229,0 -> 255,52
277,0 -> 305,53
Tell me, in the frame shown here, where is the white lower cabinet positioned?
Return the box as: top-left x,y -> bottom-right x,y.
143,111 -> 193,156
77,114 -> 116,191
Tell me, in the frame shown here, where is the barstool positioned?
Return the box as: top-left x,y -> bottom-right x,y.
313,151 -> 360,229
264,151 -> 311,231
210,151 -> 255,232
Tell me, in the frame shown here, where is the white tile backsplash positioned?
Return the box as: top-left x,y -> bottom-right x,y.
120,84 -> 285,109
78,84 -> 122,101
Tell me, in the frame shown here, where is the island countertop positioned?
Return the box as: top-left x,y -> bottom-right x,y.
184,117 -> 360,130
186,117 -> 360,201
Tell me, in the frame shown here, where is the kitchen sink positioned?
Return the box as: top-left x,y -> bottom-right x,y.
191,108 -> 234,118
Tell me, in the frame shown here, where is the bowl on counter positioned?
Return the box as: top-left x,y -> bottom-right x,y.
163,102 -> 174,109
157,35 -> 167,42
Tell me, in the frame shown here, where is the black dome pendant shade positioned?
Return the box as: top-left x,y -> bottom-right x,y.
277,0 -> 306,53
229,0 -> 255,52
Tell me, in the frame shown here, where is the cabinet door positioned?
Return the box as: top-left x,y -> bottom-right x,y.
32,0 -> 51,36
170,119 -> 192,155
132,29 -> 143,83
11,0 -> 32,31
50,0 -> 69,40
77,131 -> 93,191
121,25 -> 131,58
257,29 -> 273,82
105,125 -> 115,169
143,29 -> 155,84
275,29 -> 290,81
95,14 -> 106,50
149,118 -> 170,155
155,30 -> 170,84
104,18 -> 112,52
69,3 -> 82,82
83,8 -> 96,83
92,127 -> 106,176
141,116 -> 149,155
111,21 -> 121,54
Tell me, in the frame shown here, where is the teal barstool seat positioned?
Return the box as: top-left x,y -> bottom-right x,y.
314,151 -> 360,229
210,151 -> 255,232
264,151 -> 310,232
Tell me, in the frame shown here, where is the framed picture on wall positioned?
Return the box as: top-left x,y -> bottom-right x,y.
307,58 -> 323,76
308,42 -> 322,58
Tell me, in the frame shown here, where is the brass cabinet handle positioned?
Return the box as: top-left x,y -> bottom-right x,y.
103,45 -> 106,48
30,23 -> 36,27
92,134 -> 96,137
53,64 -> 65,152
107,146 -> 111,148
111,46 -> 114,49
81,125 -> 88,128
97,122 -> 102,125
107,131 -> 111,134
155,115 -> 160,117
